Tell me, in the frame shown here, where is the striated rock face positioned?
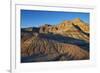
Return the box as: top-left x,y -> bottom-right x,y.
72,18 -> 89,33
39,18 -> 89,42
39,18 -> 89,33
21,18 -> 90,63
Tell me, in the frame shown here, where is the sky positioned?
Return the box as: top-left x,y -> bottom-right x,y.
21,10 -> 90,28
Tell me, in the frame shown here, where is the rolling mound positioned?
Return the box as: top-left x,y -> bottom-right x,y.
21,36 -> 89,62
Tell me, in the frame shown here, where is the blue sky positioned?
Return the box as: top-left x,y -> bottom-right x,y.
21,10 -> 90,28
